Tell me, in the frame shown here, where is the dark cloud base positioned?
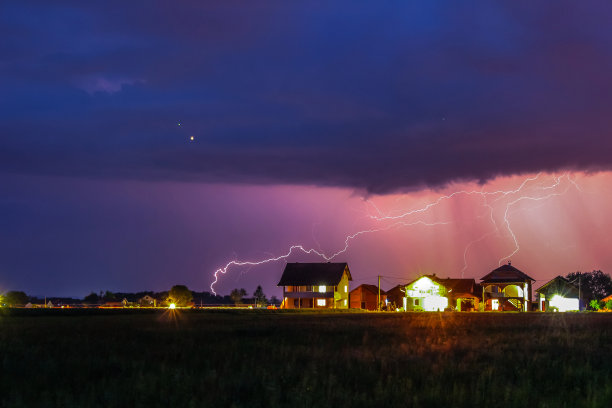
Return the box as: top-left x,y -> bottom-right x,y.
2,1 -> 612,192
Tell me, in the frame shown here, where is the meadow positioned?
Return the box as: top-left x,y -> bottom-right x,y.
1,309 -> 611,408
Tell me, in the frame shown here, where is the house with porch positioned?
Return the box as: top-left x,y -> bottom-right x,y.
536,276 -> 582,311
349,284 -> 386,310
278,262 -> 352,309
481,262 -> 534,311
403,275 -> 481,311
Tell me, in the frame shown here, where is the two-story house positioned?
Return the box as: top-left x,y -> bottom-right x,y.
278,262 -> 352,309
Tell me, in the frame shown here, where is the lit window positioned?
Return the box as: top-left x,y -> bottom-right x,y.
318,285 -> 326,293
344,285 -> 348,293
492,299 -> 499,310
317,299 -> 326,306
344,299 -> 347,306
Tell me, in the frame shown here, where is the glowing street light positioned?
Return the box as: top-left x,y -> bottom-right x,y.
168,303 -> 176,309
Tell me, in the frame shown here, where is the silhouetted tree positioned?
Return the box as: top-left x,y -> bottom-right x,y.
102,291 -> 116,302
4,291 -> 28,306
167,285 -> 193,307
230,288 -> 247,305
83,292 -> 100,303
566,270 -> 612,302
253,285 -> 267,307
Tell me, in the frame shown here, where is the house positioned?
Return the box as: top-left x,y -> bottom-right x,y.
278,262 -> 352,309
536,276 -> 582,311
385,284 -> 406,310
139,295 -> 156,307
349,284 -> 386,310
403,275 -> 481,311
481,262 -> 534,311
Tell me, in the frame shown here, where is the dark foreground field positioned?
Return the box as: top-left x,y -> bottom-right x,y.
1,310 -> 611,408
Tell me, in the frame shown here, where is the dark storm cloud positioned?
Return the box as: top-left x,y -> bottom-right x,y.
2,1 -> 612,192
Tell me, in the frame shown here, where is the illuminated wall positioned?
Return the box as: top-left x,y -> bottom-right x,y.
549,295 -> 579,312
405,276 -> 448,311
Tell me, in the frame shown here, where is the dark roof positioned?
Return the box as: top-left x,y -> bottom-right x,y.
406,275 -> 478,296
385,284 -> 406,302
277,263 -> 352,286
350,284 -> 385,295
480,262 -> 534,283
536,276 -> 580,298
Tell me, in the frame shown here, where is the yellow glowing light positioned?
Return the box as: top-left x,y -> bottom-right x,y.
318,285 -> 326,293
190,136 -> 194,141
169,303 -> 176,309
550,295 -> 579,312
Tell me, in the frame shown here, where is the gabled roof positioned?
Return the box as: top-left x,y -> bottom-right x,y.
442,278 -> 476,294
350,284 -> 385,295
406,275 -> 478,296
480,262 -> 534,283
536,276 -> 580,298
277,262 -> 352,286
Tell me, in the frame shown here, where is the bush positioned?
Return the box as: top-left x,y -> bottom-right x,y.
589,299 -> 602,311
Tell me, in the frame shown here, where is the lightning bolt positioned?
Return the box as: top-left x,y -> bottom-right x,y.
497,174 -> 574,265
210,220 -> 451,294
209,172 -> 581,294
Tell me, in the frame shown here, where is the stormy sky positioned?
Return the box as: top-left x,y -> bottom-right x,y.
2,1 -> 612,297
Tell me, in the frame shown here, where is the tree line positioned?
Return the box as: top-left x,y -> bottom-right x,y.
0,285 -> 279,308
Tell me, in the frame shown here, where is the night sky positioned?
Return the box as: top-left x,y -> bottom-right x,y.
2,2 -> 612,298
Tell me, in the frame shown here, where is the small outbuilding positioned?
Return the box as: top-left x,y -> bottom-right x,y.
536,276 -> 582,311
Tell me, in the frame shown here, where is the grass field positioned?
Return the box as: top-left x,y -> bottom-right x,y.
1,309 -> 611,408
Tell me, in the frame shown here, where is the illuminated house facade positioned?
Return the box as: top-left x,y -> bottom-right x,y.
481,262 -> 534,311
349,284 -> 386,310
536,276 -> 582,312
278,262 -> 352,309
403,275 -> 481,311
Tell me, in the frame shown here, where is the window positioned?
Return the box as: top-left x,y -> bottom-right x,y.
414,299 -> 420,306
344,285 -> 348,293
317,299 -> 326,306
344,299 -> 347,306
318,285 -> 326,293
492,299 -> 499,310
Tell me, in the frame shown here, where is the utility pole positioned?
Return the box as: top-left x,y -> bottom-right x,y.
579,274 -> 581,311
377,275 -> 381,311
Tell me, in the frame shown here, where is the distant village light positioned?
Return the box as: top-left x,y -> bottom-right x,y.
168,303 -> 176,309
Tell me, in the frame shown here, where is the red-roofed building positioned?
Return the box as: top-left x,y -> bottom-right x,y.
349,284 -> 386,310
404,275 -> 481,311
